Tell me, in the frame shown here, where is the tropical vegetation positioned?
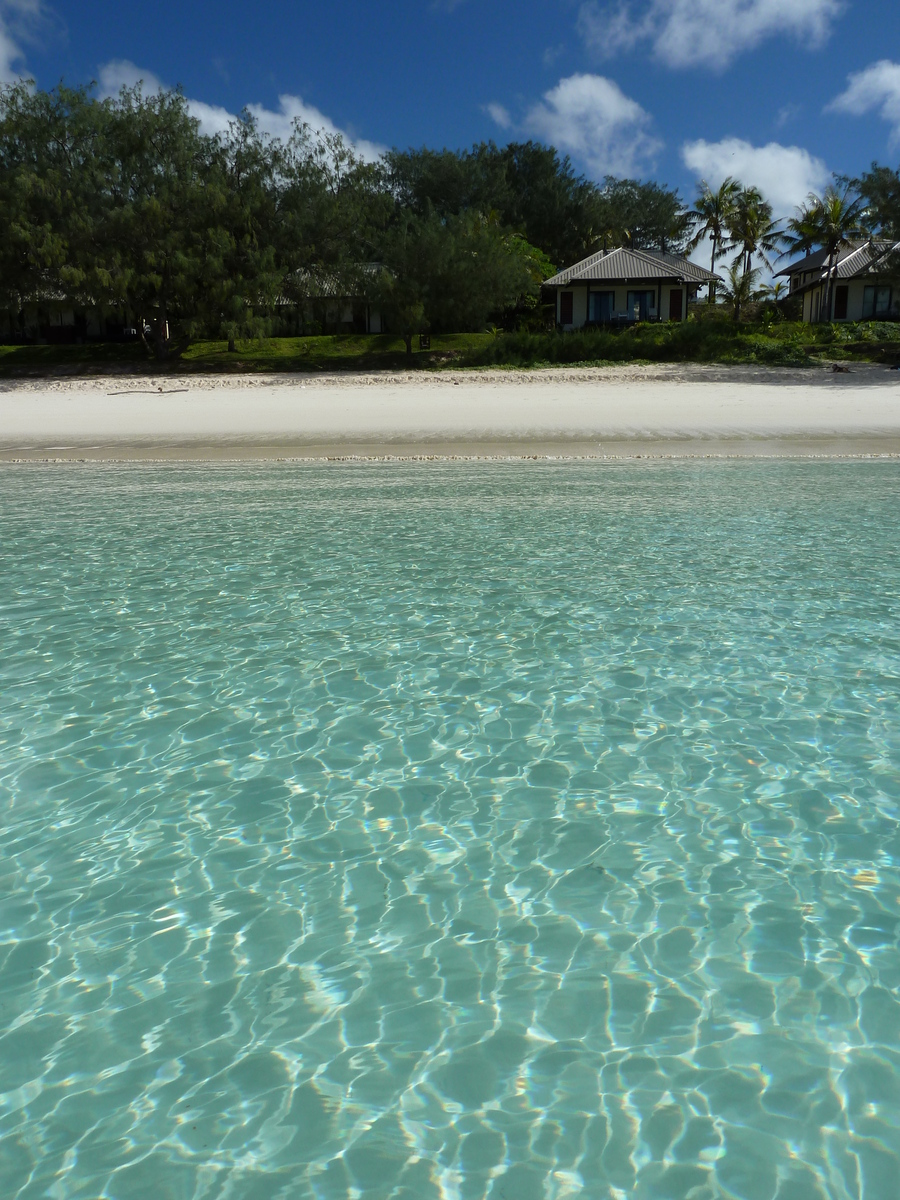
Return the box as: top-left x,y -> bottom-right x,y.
1,77 -> 899,367
0,80 -> 687,357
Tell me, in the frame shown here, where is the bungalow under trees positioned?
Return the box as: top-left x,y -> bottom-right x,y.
543,247 -> 720,327
776,241 -> 900,323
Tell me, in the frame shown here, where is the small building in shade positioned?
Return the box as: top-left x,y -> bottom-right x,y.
285,264 -> 384,335
776,240 -> 900,323
0,296 -> 142,344
543,247 -> 721,329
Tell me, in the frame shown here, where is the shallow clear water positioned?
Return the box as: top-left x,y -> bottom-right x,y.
1,461 -> 900,1200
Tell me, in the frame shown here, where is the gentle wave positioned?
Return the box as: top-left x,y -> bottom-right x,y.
1,461 -> 898,1199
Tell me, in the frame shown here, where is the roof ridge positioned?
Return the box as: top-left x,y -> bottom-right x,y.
543,244 -> 719,285
864,240 -> 900,269
628,246 -> 667,263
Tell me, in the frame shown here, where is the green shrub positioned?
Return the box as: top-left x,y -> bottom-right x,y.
457,322 -> 821,368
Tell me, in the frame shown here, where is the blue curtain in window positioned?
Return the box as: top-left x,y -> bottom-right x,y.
589,292 -> 614,322
626,291 -> 655,319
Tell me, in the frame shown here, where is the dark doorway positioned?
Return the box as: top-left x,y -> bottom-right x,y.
833,285 -> 849,320
669,289 -> 683,321
559,291 -> 573,325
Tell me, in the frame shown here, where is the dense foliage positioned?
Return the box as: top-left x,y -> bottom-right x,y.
2,80 -> 898,358
859,164 -> 900,237
0,80 -> 690,355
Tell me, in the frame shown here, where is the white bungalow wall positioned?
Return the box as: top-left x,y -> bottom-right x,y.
557,283 -> 688,327
803,279 -> 899,322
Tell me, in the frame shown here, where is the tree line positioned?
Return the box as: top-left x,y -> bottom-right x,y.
1,81 -> 899,355
689,171 -> 899,322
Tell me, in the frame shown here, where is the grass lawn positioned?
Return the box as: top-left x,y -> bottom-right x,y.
0,323 -> 898,378
0,333 -> 492,377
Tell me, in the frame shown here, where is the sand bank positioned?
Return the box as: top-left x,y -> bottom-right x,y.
2,364 -> 900,460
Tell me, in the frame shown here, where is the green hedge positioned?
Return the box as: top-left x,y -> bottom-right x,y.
455,322 -> 822,368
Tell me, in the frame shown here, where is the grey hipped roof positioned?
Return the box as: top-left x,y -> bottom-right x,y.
776,240 -> 900,282
290,263 -> 383,299
833,240 -> 900,279
775,248 -> 830,276
544,246 -> 721,287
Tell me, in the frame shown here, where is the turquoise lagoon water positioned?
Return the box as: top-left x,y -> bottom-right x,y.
1,460 -> 900,1200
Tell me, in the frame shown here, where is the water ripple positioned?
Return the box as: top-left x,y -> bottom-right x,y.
0,461 -> 899,1199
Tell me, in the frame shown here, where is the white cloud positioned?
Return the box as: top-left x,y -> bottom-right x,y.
246,95 -> 385,160
578,0 -> 843,70
681,137 -> 829,216
484,101 -> 511,129
775,103 -> 802,129
97,59 -> 385,160
827,60 -> 900,150
0,0 -> 44,83
98,59 -> 164,96
0,27 -> 21,82
524,73 -> 662,177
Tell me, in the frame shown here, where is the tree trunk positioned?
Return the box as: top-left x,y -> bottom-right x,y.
155,298 -> 168,361
228,337 -> 236,353
708,236 -> 718,304
823,249 -> 837,324
403,333 -> 412,358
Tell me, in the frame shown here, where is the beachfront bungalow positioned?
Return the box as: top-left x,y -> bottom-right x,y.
543,247 -> 721,329
284,264 -> 384,335
0,299 -> 141,344
776,240 -> 900,323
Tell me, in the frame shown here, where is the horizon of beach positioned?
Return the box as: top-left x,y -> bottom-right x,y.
2,361 -> 900,460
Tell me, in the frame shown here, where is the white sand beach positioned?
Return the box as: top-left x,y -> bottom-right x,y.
2,363 -> 900,459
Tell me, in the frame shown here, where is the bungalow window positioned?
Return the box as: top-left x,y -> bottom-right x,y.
626,290 -> 655,320
862,285 -> 892,319
589,291 -> 615,322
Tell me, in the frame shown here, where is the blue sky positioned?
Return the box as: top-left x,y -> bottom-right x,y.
3,0 -> 900,220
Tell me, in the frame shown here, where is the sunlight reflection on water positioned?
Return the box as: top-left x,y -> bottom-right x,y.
0,460 -> 899,1199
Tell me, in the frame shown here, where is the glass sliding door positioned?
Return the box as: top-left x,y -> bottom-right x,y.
589,291 -> 615,323
862,286 -> 892,319
626,290 -> 656,320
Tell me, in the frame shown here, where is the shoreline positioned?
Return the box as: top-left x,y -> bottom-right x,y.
3,364 -> 900,461
5,441 -> 900,464
3,361 -> 898,391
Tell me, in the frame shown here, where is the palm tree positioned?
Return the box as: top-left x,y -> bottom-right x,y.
784,185 -> 868,322
727,187 -> 783,276
687,177 -> 740,303
784,198 -> 821,258
720,263 -> 760,323
759,280 -> 788,303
